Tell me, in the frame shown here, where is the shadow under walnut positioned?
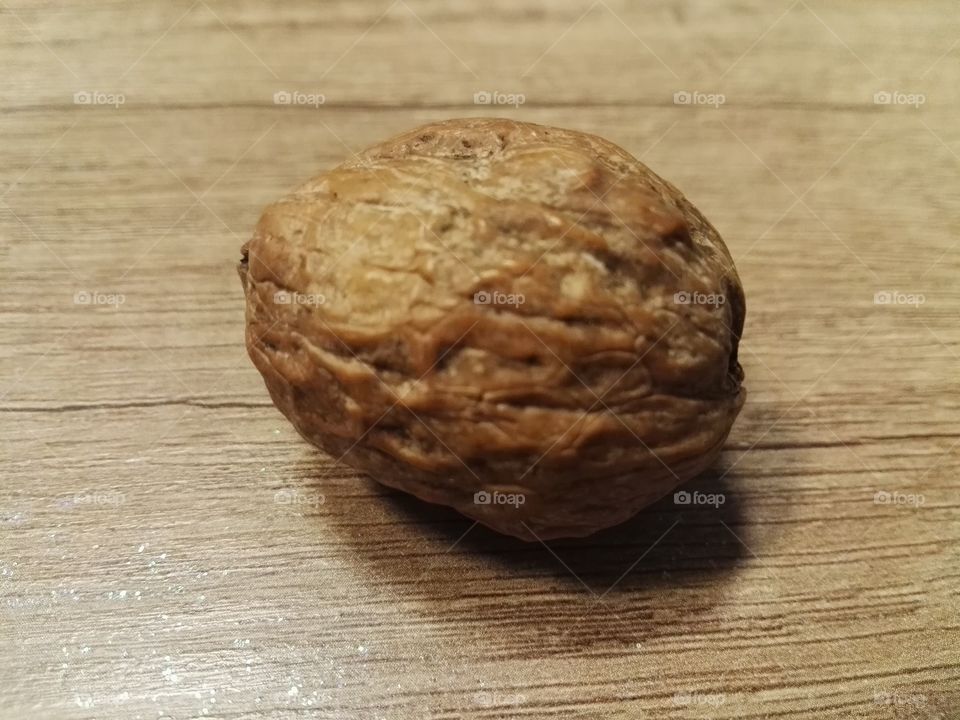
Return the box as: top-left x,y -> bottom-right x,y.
239,118 -> 745,540
292,453 -> 749,656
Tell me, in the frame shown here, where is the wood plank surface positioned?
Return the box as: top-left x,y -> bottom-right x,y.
1,1 -> 958,718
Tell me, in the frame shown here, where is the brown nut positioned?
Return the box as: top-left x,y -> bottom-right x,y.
239,118 -> 745,540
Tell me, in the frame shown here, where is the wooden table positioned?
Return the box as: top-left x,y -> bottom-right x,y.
2,1 -> 958,718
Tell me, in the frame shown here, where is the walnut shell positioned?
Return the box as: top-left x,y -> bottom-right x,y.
239,118 -> 745,540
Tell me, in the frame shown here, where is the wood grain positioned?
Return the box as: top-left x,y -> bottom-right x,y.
2,1 -> 958,718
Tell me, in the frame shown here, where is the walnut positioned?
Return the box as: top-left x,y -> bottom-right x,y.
239,118 -> 745,540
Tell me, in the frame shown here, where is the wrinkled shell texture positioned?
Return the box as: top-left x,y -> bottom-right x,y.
240,118 -> 745,540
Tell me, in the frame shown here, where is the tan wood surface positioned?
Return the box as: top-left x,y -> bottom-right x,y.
2,1 -> 959,718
